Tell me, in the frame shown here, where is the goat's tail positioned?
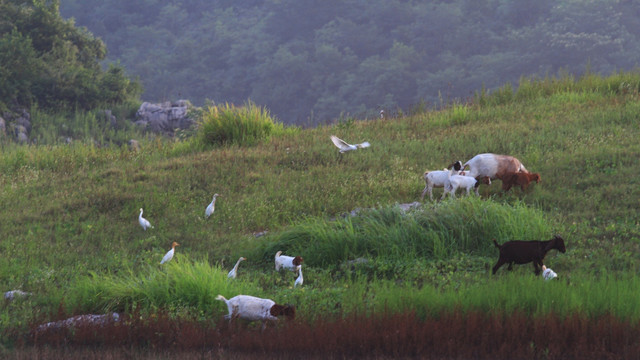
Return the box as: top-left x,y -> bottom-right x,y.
492,239 -> 501,248
275,251 -> 282,259
215,295 -> 227,302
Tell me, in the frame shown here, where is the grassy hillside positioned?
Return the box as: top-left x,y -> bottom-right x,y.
1,73 -> 640,354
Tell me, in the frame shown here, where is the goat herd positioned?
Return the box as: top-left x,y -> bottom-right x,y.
158,151 -> 564,330
422,152 -> 565,279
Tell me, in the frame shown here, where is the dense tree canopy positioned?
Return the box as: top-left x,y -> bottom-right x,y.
0,0 -> 141,111
53,0 -> 640,125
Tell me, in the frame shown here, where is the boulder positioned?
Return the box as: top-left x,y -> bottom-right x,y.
135,100 -> 195,135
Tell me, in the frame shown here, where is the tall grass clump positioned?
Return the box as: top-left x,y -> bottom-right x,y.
254,197 -> 552,267
196,101 -> 286,147
67,256 -> 258,317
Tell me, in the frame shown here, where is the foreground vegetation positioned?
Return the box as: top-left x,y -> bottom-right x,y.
1,73 -> 640,357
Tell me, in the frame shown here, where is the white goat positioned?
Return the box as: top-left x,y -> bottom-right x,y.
445,171 -> 491,198
462,153 -> 528,180
420,161 -> 463,201
275,251 -> 303,272
215,294 -> 295,330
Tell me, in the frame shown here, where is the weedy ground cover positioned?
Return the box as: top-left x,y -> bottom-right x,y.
1,73 -> 640,357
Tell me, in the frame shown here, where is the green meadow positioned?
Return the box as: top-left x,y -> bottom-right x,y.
1,72 -> 640,346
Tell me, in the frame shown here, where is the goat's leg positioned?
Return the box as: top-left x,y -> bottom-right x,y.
492,258 -> 506,274
533,261 -> 542,275
507,262 -> 514,271
421,184 -> 429,201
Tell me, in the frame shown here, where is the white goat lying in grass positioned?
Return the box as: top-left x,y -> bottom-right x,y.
216,294 -> 295,330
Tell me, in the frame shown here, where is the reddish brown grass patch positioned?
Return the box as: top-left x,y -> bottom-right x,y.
19,311 -> 640,359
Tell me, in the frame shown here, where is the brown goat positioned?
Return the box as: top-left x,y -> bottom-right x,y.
462,153 -> 528,181
492,235 -> 566,275
502,172 -> 541,192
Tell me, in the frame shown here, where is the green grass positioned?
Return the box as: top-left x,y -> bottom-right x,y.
252,197 -> 550,267
2,72 -> 640,346
195,100 -> 294,147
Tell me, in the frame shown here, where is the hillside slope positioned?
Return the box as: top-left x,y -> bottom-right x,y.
1,74 -> 640,349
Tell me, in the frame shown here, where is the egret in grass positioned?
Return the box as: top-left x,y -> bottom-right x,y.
227,257 -> 246,279
330,135 -> 370,153
205,194 -> 220,219
294,265 -> 303,287
139,208 -> 153,230
160,242 -> 179,264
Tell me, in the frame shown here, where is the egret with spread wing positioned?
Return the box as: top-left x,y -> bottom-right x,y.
330,135 -> 370,153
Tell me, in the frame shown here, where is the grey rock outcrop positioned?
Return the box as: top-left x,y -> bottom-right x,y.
2,108 -> 31,143
135,100 -> 195,135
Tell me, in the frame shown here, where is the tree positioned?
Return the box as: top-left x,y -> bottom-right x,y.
0,0 -> 141,110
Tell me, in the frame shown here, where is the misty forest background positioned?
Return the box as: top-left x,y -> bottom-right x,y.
56,0 -> 640,126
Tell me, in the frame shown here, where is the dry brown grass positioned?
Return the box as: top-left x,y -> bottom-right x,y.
15,310 -> 640,360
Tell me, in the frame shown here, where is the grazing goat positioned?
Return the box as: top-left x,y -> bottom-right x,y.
420,161 -> 463,201
501,172 -> 541,192
462,153 -> 528,181
492,235 -> 566,275
275,251 -> 303,272
445,171 -> 492,198
216,294 -> 295,330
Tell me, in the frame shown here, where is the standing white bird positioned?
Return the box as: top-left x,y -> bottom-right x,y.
227,257 -> 246,279
330,135 -> 371,153
138,208 -> 153,230
160,242 -> 179,264
205,194 -> 220,219
294,265 -> 303,287
542,265 -> 558,281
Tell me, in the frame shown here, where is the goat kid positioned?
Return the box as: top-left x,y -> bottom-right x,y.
445,170 -> 491,198
420,161 -> 463,201
501,171 -> 541,192
216,294 -> 295,330
492,235 -> 566,275
275,251 -> 303,272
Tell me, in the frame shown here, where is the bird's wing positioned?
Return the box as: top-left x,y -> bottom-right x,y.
330,135 -> 351,150
160,249 -> 173,264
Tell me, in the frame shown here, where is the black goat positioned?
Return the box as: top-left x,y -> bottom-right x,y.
492,235 -> 566,275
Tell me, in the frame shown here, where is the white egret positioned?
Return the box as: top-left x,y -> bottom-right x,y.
294,265 -> 303,287
205,194 -> 220,219
227,257 -> 246,279
138,208 -> 153,230
160,241 -> 179,264
330,135 -> 370,153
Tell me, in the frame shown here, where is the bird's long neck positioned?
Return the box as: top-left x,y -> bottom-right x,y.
233,260 -> 242,270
